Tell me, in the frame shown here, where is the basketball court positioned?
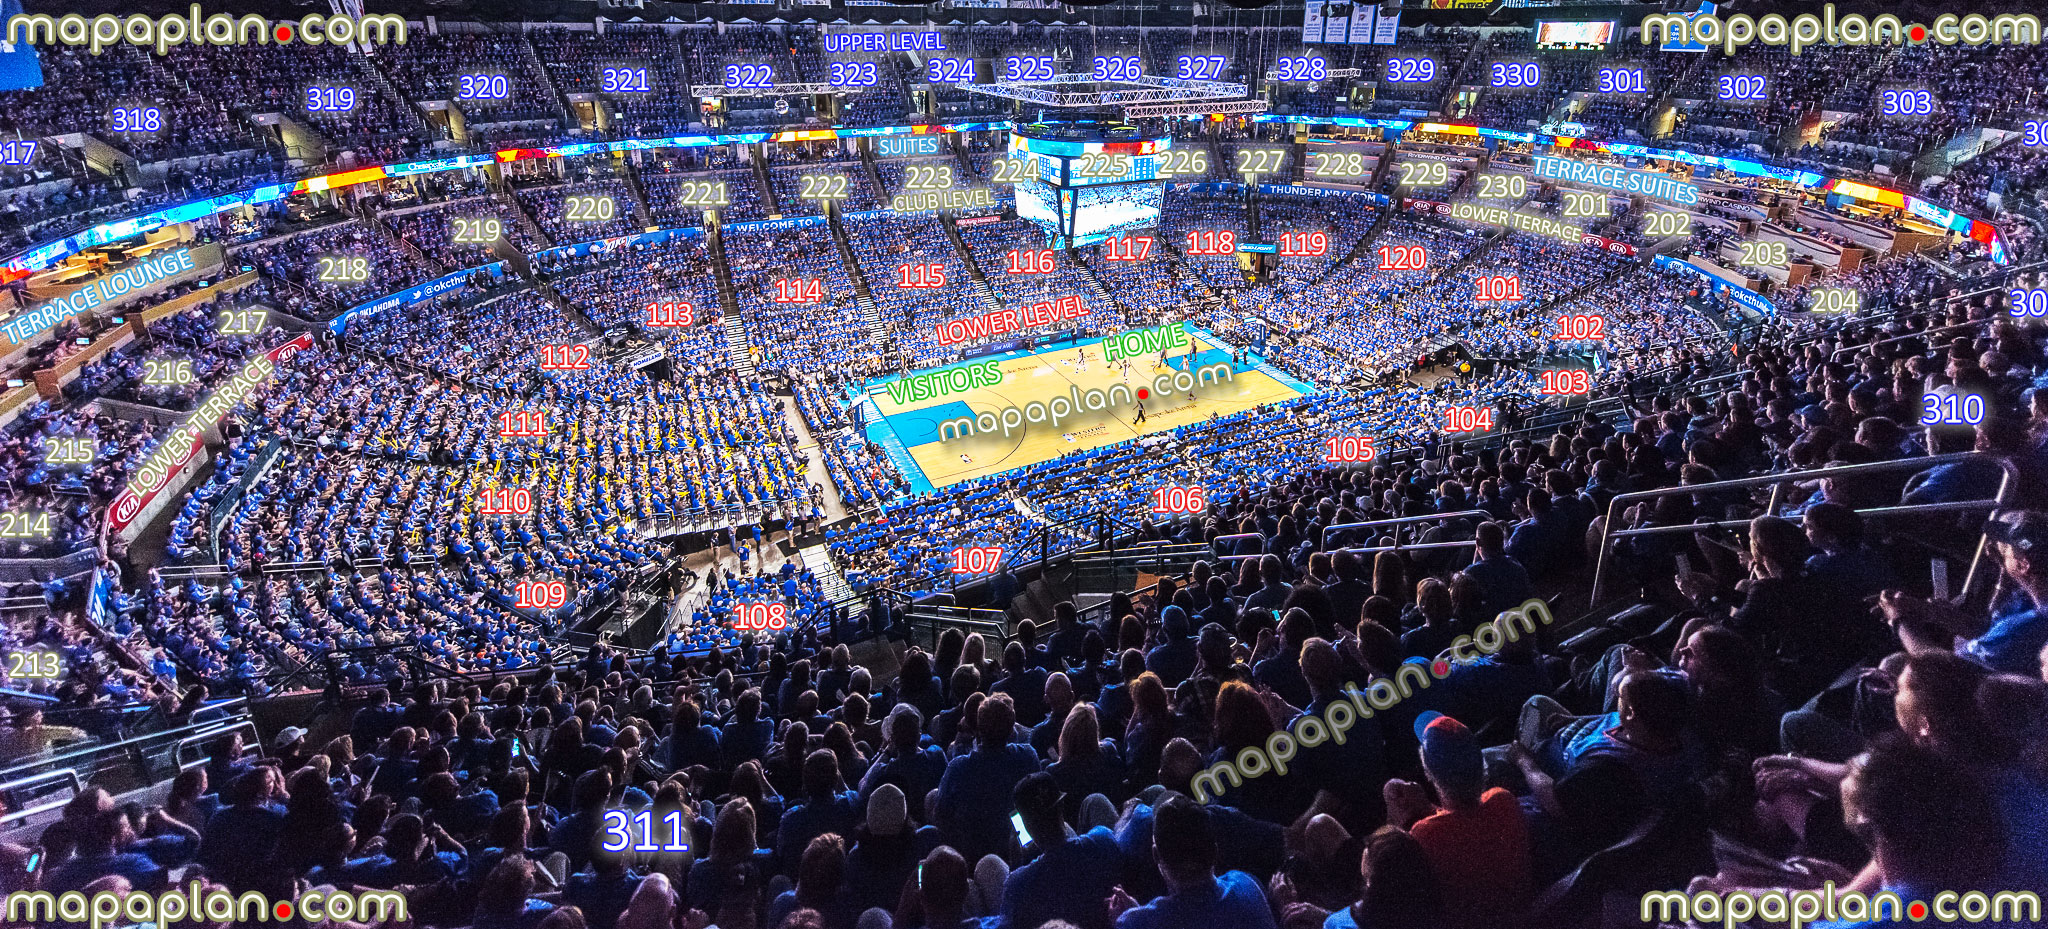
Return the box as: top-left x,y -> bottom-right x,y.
856,328 -> 1317,493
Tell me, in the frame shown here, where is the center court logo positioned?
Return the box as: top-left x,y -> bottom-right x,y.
937,362 -> 1234,441
7,6 -> 406,55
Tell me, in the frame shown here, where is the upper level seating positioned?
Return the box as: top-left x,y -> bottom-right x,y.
529,26 -> 697,137
167,44 -> 425,149
0,46 -> 265,164
376,32 -> 561,125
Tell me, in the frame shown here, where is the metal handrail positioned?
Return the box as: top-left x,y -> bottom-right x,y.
1320,510 -> 1492,551
1478,369 -> 1747,450
1588,452 -> 2019,605
1207,533 -> 1265,559
174,719 -> 260,772
0,768 -> 81,827
0,700 -> 252,783
1339,539 -> 1481,556
1829,318 -> 1995,363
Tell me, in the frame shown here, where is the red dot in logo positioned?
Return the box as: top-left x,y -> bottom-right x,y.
1908,24 -> 1927,41
1136,388 -> 1148,399
274,902 -> 295,920
1431,659 -> 1450,676
1908,902 -> 1927,920
274,23 -> 294,42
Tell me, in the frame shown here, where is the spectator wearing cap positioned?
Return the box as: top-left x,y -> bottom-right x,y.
1887,510 -> 2048,678
272,726 -> 311,770
844,784 -> 918,914
999,772 -> 1125,929
1384,714 -> 1531,928
1105,793 -> 1276,929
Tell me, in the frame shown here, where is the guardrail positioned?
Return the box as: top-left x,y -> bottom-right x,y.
0,702 -> 253,796
1321,509 -> 1493,552
1588,452 -> 2018,605
903,604 -> 1011,647
173,718 -> 260,772
1829,318 -> 1995,363
0,768 -> 81,828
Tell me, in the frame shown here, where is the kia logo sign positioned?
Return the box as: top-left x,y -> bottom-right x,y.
109,491 -> 141,529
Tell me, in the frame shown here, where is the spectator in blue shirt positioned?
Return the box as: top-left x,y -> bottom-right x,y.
1888,510 -> 2048,678
1106,793 -> 1276,929
46,793 -> 169,894
1000,772 -> 1125,929
665,699 -> 722,770
859,705 -> 947,808
935,693 -> 1041,864
721,689 -> 775,769
1811,736 -> 2005,929
776,750 -> 860,876
197,767 -> 289,896
1462,522 -> 1536,621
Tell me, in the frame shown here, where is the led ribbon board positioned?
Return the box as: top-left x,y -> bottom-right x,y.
1531,153 -> 1699,205
0,121 -> 1011,283
1254,113 -> 2010,263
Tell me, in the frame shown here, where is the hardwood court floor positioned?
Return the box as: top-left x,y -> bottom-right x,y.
862,329 -> 1314,492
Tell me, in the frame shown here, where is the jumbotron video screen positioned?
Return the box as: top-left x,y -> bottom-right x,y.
0,0 -> 2042,924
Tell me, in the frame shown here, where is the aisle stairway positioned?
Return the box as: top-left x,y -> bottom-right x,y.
941,216 -> 1005,313
723,310 -> 757,378
829,211 -> 889,342
797,543 -> 856,602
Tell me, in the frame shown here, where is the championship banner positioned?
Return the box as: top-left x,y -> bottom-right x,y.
106,332 -> 312,534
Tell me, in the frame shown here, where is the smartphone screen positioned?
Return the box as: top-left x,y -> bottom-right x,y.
1010,811 -> 1031,848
